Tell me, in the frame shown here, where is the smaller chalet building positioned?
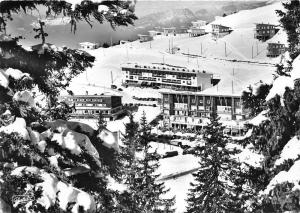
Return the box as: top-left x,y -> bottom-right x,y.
148,30 -> 162,37
267,42 -> 286,57
79,42 -> 99,50
138,34 -> 153,42
211,24 -> 231,38
163,27 -> 176,36
176,27 -> 188,34
254,23 -> 277,41
188,27 -> 205,37
191,20 -> 207,28
61,94 -> 123,121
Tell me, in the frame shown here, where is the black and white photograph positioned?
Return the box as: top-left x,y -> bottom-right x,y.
0,0 -> 300,212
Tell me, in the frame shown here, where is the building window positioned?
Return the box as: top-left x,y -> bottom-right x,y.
84,110 -> 88,114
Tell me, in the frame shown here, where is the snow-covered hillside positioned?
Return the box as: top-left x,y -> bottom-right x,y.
67,2 -> 285,99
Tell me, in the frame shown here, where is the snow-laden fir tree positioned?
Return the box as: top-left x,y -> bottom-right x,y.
119,112 -> 175,212
0,1 -> 137,212
186,112 -> 243,213
237,1 -> 300,212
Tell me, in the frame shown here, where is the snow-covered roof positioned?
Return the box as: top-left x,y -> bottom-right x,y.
79,42 -> 98,46
122,62 -> 213,75
159,88 -> 242,98
62,94 -> 122,98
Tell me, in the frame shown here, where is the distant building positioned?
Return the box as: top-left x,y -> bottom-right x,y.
79,42 -> 99,50
148,30 -> 162,37
176,27 -> 188,34
212,24 -> 231,38
121,63 -> 220,92
188,27 -> 206,37
267,42 -> 286,57
254,23 -> 277,41
161,91 -> 245,130
138,34 -> 153,42
120,40 -> 130,45
163,27 -> 176,36
191,20 -> 207,28
61,94 -> 123,121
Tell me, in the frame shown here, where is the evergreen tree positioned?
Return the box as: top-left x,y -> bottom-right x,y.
0,1 -> 137,212
119,112 -> 175,212
276,0 -> 300,59
242,83 -> 271,117
186,112 -> 243,213
97,111 -> 107,131
239,2 -> 300,211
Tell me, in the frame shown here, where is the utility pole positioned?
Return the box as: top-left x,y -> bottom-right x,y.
201,43 -> 203,55
111,71 -> 113,85
86,69 -> 88,82
225,42 -> 227,57
188,48 -> 190,64
110,35 -> 113,47
232,68 -> 234,94
171,36 -> 173,54
150,40 -> 152,49
197,56 -> 199,68
256,41 -> 258,56
252,45 -> 254,59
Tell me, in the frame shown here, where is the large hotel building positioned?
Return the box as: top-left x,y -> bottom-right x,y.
61,94 -> 123,121
121,63 -> 220,92
161,90 -> 245,130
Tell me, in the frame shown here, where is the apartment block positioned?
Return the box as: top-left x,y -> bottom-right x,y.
161,91 -> 244,130
61,95 -> 123,121
121,63 -> 220,92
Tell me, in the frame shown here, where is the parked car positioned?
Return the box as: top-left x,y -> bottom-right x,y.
169,139 -> 190,147
162,151 -> 178,158
111,85 -> 117,89
118,88 -> 123,91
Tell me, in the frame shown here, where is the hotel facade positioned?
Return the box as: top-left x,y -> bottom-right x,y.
61,95 -> 123,121
161,91 -> 245,130
121,63 -> 220,92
